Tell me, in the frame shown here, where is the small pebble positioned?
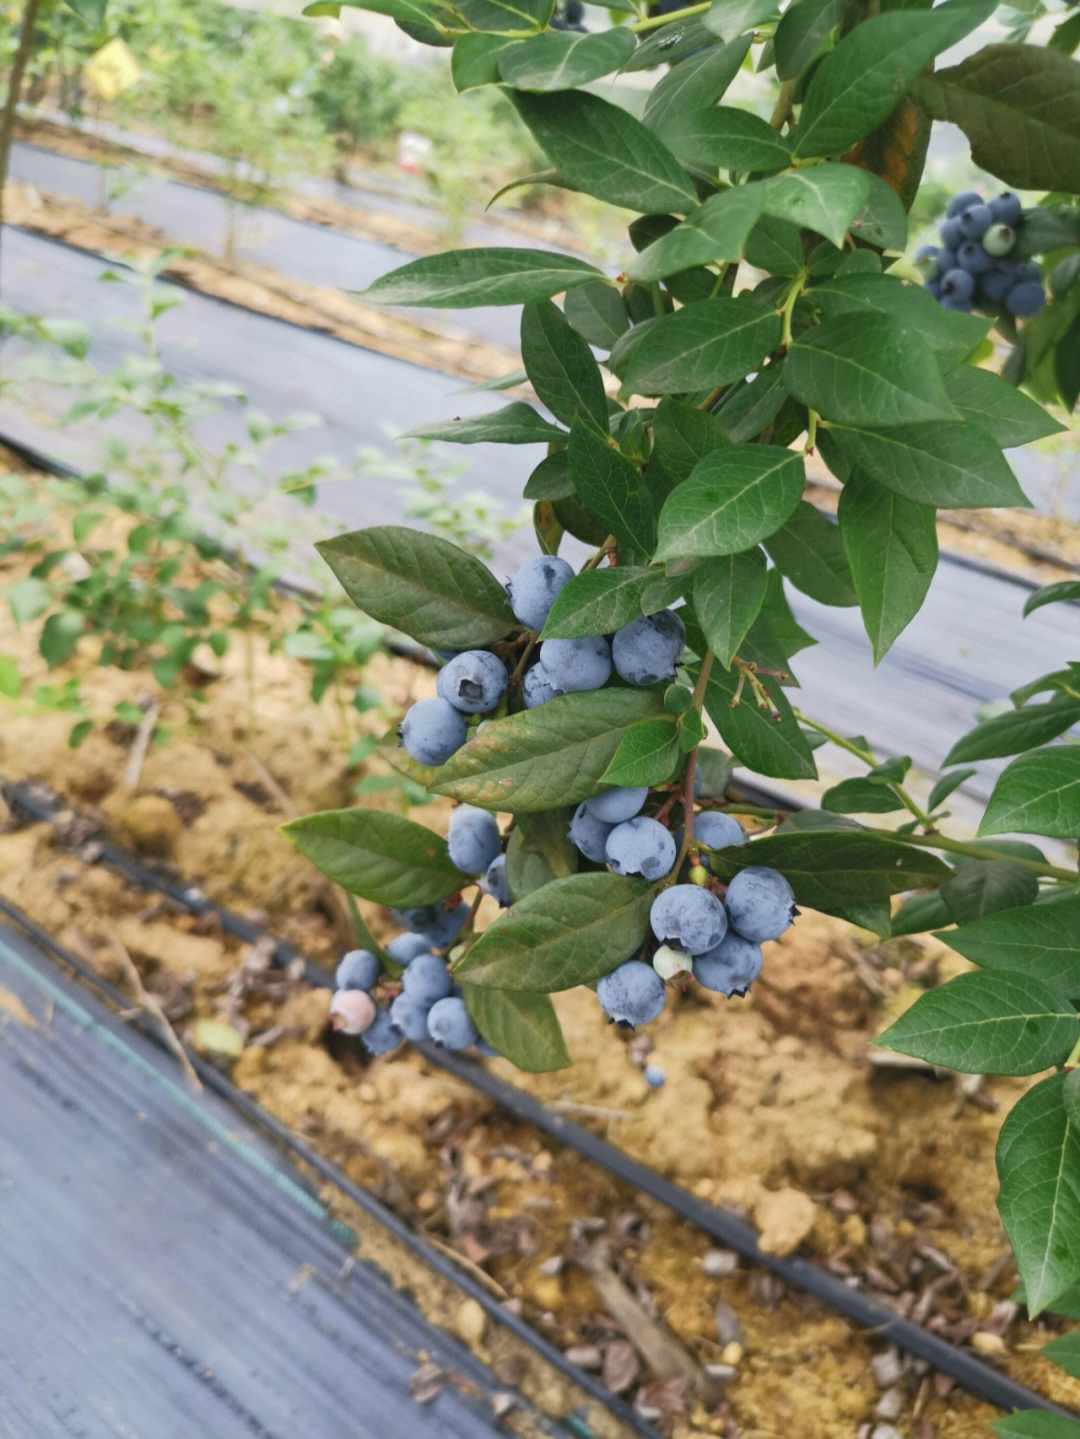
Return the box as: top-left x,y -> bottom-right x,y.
871,1348 -> 903,1388
564,1345 -> 603,1370
704,1363 -> 737,1384
644,1065 -> 666,1088
972,1330 -> 1007,1356
702,1249 -> 739,1278
720,1340 -> 744,1366
871,1426 -> 903,1439
714,1301 -> 744,1347
875,1387 -> 904,1422
454,1298 -> 487,1347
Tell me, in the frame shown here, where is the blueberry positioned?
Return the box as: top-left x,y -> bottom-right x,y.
361,1004 -> 403,1055
605,817 -> 677,881
611,610 -> 686,686
690,811 -> 746,861
335,949 -> 380,992
329,988 -> 377,1034
723,866 -> 796,942
539,635 -> 612,692
649,884 -> 727,955
447,805 -> 502,874
522,663 -> 566,709
399,697 -> 467,766
925,278 -> 943,300
693,931 -> 763,996
940,268 -> 974,304
436,650 -> 508,715
1005,280 -> 1046,317
481,852 -> 512,906
958,203 -> 993,240
596,960 -> 667,1026
914,245 -> 942,281
568,801 -> 614,862
938,247 -> 957,274
385,933 -> 434,967
401,952 -> 455,1005
427,995 -> 480,1049
982,222 -> 1016,259
956,240 -> 991,275
507,556 -> 575,631
978,264 -> 1019,302
939,217 -> 963,249
940,297 -> 973,313
644,1064 -> 666,1088
392,901 -> 469,948
391,991 -> 435,1041
946,190 -> 983,219
652,943 -> 693,980
585,786 -> 649,824
989,191 -> 1022,226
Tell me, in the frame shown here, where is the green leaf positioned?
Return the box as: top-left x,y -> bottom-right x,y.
505,809 -> 578,898
831,421 -> 1029,510
928,768 -> 976,813
696,747 -> 736,800
993,1412 -> 1080,1439
563,281 -> 628,349
655,108 -> 792,177
524,452 -> 574,500
691,550 -> 768,667
652,398 -> 730,484
915,45 -> 1080,193
1024,582 -> 1080,620
8,576 -> 52,625
642,34 -> 752,133
940,896 -> 1080,1000
360,248 -> 605,307
408,402 -> 566,445
793,0 -> 997,160
39,612 -> 84,668
940,859 -> 1039,925
496,26 -> 636,89
431,688 -> 665,811
785,313 -> 958,427
890,890 -> 955,938
609,296 -> 781,397
714,366 -> 790,443
459,983 -> 571,1071
452,33 -> 519,89
521,302 -> 608,430
702,666 -> 817,780
61,0 -> 107,23
1039,1332 -> 1080,1381
758,570 -> 816,658
316,526 -> 515,649
944,698 -> 1080,767
944,366 -> 1065,450
454,873 -> 653,989
457,0 -> 552,32
0,655 -> 21,698
763,502 -> 856,607
655,445 -> 805,560
601,716 -> 682,787
568,419 -> 656,555
808,274 -> 992,373
702,0 -> 776,39
979,747 -> 1080,840
744,213 -> 804,274
848,173 -> 909,252
309,0 -> 459,24
837,473 -> 937,663
821,775 -> 906,815
761,166 -> 871,249
540,567 -> 653,639
510,89 -> 698,214
997,1073 -> 1080,1316
875,972 -> 1077,1076
281,809 -> 466,907
624,187 -> 768,283
774,0 -> 842,81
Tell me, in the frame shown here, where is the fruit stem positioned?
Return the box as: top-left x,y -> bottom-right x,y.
779,269 -> 808,351
628,2 -> 710,32
861,827 -> 1079,884
509,633 -> 539,685
793,711 -> 934,829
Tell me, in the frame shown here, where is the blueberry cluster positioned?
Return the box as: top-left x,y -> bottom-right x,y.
328,927 -> 488,1056
917,190 -> 1045,318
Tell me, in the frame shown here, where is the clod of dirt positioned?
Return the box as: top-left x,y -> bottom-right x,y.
753,1187 -> 818,1256
100,790 -> 182,855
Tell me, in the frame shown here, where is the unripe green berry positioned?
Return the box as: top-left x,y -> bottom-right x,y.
688,864 -> 709,886
983,222 -> 1016,258
652,944 -> 693,981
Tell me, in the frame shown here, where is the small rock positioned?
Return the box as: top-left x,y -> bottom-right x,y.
720,1341 -> 744,1367
871,1348 -> 903,1389
842,1213 -> 868,1249
704,1364 -> 737,1384
564,1345 -> 602,1370
754,1187 -> 817,1257
453,1298 -> 487,1347
713,1301 -> 744,1347
702,1249 -> 739,1278
538,1255 -> 564,1277
971,1330 -> 1007,1356
105,791 -> 182,855
875,1387 -> 904,1422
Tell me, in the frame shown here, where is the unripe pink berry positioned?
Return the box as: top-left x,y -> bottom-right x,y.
329,988 -> 377,1035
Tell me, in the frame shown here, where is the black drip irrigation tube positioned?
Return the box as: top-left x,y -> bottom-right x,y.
2,778 -> 1077,1424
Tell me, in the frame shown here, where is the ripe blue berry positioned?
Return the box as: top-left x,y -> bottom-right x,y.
482,852 -> 512,906
539,635 -> 612,692
690,811 -> 746,861
939,217 -> 963,250
606,817 -> 677,881
978,264 -> 1019,303
399,697 -> 467,766
569,801 -> 614,862
915,245 -> 942,281
437,651 -> 508,715
644,1064 -> 666,1088
693,932 -> 763,996
956,240 -> 991,275
650,884 -> 727,955
385,933 -> 434,967
958,203 -> 993,240
391,991 -> 436,1042
597,960 -> 667,1026
447,806 -> 502,874
585,786 -> 649,824
507,556 -> 575,630
611,610 -> 686,686
1005,280 -> 1046,317
427,996 -> 480,1049
361,1004 -> 403,1055
940,268 -> 974,304
392,901 -> 469,948
402,952 -> 454,1005
989,191 -> 1022,226
946,190 -> 983,219
336,949 -> 380,992
723,866 -> 796,942
522,663 -> 566,708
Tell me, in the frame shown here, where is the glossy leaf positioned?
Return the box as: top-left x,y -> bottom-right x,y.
610,296 -> 781,396
702,667 -> 817,780
944,698 -> 1080,766
497,26 -> 636,89
940,895 -> 1080,999
692,550 -> 769,667
944,366 -> 1065,449
940,859 -> 1039,925
601,716 -> 682,787
761,165 -> 871,249
505,809 -> 577,898
624,187 -> 768,283
656,107 -> 793,176
317,527 -> 515,649
521,302 -> 608,429
830,421 -> 1029,510
655,445 -> 805,559
764,502 -> 856,607
774,0 -> 842,80
409,402 -> 566,445
568,418 -> 657,555
652,398 -> 730,484
808,274 -> 992,373
455,873 -> 653,989
361,248 -> 604,306
457,0 -> 551,31
541,567 -> 653,638
563,281 -> 628,349
642,34 -> 752,132
460,982 -> 571,1070
281,809 -> 465,907
1024,582 -> 1080,619
452,33 -> 518,88
979,747 -> 1080,839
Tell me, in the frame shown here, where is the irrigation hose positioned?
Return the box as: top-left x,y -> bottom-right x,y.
2,779 -> 1076,1422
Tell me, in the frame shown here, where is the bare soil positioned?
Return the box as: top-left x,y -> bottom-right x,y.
3,475 -> 1080,1439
